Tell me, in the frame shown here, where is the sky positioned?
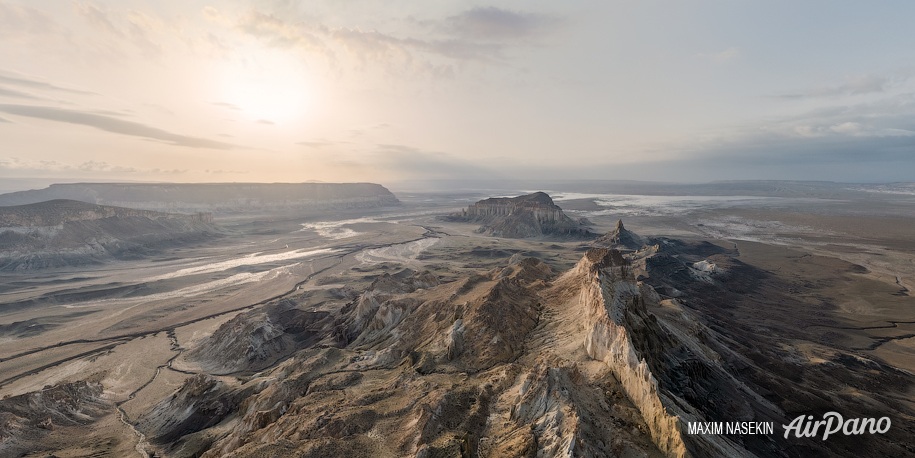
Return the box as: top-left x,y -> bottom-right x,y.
1,0 -> 914,186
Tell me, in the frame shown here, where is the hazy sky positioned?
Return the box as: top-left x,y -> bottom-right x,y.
1,1 -> 914,185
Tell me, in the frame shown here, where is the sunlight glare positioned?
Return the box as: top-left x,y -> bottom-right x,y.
220,51 -> 311,124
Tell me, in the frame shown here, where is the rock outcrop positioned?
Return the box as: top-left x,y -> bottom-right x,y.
186,299 -> 336,374
0,182 -> 400,213
448,192 -> 592,238
592,219 -> 644,250
0,381 -> 112,457
567,249 -> 772,457
0,199 -> 218,271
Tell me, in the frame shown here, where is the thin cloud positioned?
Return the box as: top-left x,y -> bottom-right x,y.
234,9 -> 328,53
0,157 -> 69,171
297,141 -> 330,148
212,101 -> 241,111
0,86 -> 43,101
445,7 -> 562,41
649,92 -> 915,177
74,1 -> 162,58
331,27 -> 493,62
220,5 -> 564,76
371,143 -> 498,179
0,104 -> 236,149
77,160 -> 138,173
0,1 -> 66,38
697,47 -> 740,62
0,71 -> 96,96
776,74 -> 897,99
205,168 -> 249,174
0,156 -> 185,175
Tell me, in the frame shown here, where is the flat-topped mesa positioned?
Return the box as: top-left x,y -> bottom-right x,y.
464,192 -> 562,221
452,191 -> 592,238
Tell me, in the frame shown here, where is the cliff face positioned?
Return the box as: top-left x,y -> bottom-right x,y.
0,200 -> 218,271
567,248 -> 798,457
450,192 -> 592,238
0,182 -> 400,213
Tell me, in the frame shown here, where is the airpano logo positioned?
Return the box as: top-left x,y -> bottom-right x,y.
783,412 -> 891,440
685,412 -> 892,441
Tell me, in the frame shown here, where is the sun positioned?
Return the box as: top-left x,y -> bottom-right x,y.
220,52 -> 311,123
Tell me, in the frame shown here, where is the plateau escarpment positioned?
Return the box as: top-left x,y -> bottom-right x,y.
448,192 -> 592,238
0,199 -> 218,270
0,182 -> 400,213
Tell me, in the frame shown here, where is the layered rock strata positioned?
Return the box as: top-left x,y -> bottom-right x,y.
449,192 -> 591,238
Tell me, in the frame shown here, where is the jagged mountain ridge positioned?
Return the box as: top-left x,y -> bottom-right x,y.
448,192 -> 592,238
0,182 -> 400,213
131,239 -> 812,457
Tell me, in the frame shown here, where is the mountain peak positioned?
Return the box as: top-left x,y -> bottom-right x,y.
593,219 -> 643,250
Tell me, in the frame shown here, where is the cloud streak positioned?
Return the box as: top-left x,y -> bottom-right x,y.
696,47 -> 740,62
209,5 -> 564,77
0,156 -> 186,175
776,74 -> 903,99
369,143 -> 499,179
73,1 -> 163,58
0,71 -> 95,96
445,7 -> 562,41
642,92 -> 915,180
0,104 -> 236,149
0,86 -> 43,100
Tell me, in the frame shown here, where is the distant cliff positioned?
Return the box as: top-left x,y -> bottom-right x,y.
0,200 -> 218,271
448,192 -> 592,238
0,182 -> 400,213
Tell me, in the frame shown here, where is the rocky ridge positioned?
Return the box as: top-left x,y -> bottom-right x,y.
129,227 -> 811,457
0,199 -> 218,271
0,381 -> 112,457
